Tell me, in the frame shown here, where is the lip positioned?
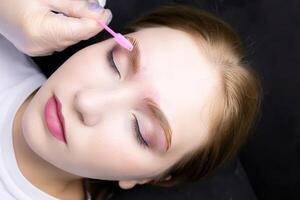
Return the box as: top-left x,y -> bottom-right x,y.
44,95 -> 67,144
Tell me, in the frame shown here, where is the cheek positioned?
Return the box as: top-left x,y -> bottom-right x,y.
68,121 -> 142,179
91,118 -> 160,178
53,58 -> 108,87
92,116 -> 135,157
20,89 -> 53,154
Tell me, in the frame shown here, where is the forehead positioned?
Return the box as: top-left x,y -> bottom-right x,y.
128,27 -> 221,160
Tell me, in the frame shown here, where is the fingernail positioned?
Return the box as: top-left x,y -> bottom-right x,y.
88,2 -> 104,12
105,9 -> 113,24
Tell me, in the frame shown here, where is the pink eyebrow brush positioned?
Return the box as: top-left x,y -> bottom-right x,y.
96,19 -> 133,51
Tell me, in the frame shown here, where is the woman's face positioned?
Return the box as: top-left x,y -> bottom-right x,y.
22,27 -> 221,183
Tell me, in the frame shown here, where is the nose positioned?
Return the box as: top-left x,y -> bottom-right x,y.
74,86 -> 137,126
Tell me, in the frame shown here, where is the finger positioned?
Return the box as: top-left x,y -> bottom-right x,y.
43,8 -> 112,46
44,0 -> 107,19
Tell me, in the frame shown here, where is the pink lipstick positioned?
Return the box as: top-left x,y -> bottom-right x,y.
44,95 -> 67,144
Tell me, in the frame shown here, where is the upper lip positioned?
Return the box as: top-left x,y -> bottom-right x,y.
54,95 -> 67,144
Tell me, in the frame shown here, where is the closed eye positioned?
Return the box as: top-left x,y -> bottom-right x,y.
132,114 -> 149,148
107,47 -> 121,79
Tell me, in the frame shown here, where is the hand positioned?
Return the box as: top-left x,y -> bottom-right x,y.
0,0 -> 112,56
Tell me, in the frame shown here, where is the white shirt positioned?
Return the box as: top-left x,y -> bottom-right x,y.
0,33 -> 55,199
0,1 -> 107,199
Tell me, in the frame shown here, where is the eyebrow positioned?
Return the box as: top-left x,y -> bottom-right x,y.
145,98 -> 173,151
126,36 -> 173,151
126,36 -> 140,74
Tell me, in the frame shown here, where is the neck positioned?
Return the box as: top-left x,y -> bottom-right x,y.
12,89 -> 85,200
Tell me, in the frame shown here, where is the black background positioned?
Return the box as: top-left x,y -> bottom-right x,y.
31,0 -> 300,199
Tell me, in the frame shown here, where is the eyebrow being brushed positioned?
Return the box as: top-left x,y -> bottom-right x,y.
125,36 -> 140,74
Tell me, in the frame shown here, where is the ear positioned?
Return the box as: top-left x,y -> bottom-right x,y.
118,178 -> 152,190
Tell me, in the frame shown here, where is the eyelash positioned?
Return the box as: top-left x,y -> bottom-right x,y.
131,114 -> 149,148
108,47 -> 121,79
107,38 -> 138,79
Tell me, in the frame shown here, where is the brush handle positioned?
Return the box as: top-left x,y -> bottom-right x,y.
115,33 -> 133,51
95,19 -> 133,51
96,19 -> 117,37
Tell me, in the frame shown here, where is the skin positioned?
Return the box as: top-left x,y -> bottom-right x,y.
13,27 -> 222,199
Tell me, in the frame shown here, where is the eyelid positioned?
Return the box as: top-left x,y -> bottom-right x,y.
126,37 -> 140,75
110,38 -> 139,79
131,113 -> 148,148
107,46 -> 121,79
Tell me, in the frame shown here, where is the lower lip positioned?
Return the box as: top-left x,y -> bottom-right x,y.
44,95 -> 67,144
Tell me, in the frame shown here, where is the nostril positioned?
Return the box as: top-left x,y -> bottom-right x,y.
75,106 -> 100,126
83,116 -> 100,126
74,90 -> 103,126
77,111 -> 84,123
74,92 -> 91,123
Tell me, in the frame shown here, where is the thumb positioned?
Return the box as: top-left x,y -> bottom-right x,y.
46,0 -> 108,19
44,0 -> 112,43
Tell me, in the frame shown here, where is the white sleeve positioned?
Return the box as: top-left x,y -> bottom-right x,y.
97,0 -> 107,7
0,34 -> 45,92
0,180 -> 16,200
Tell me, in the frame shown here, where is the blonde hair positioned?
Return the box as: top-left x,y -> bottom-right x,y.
83,4 -> 262,199
124,3 -> 262,186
